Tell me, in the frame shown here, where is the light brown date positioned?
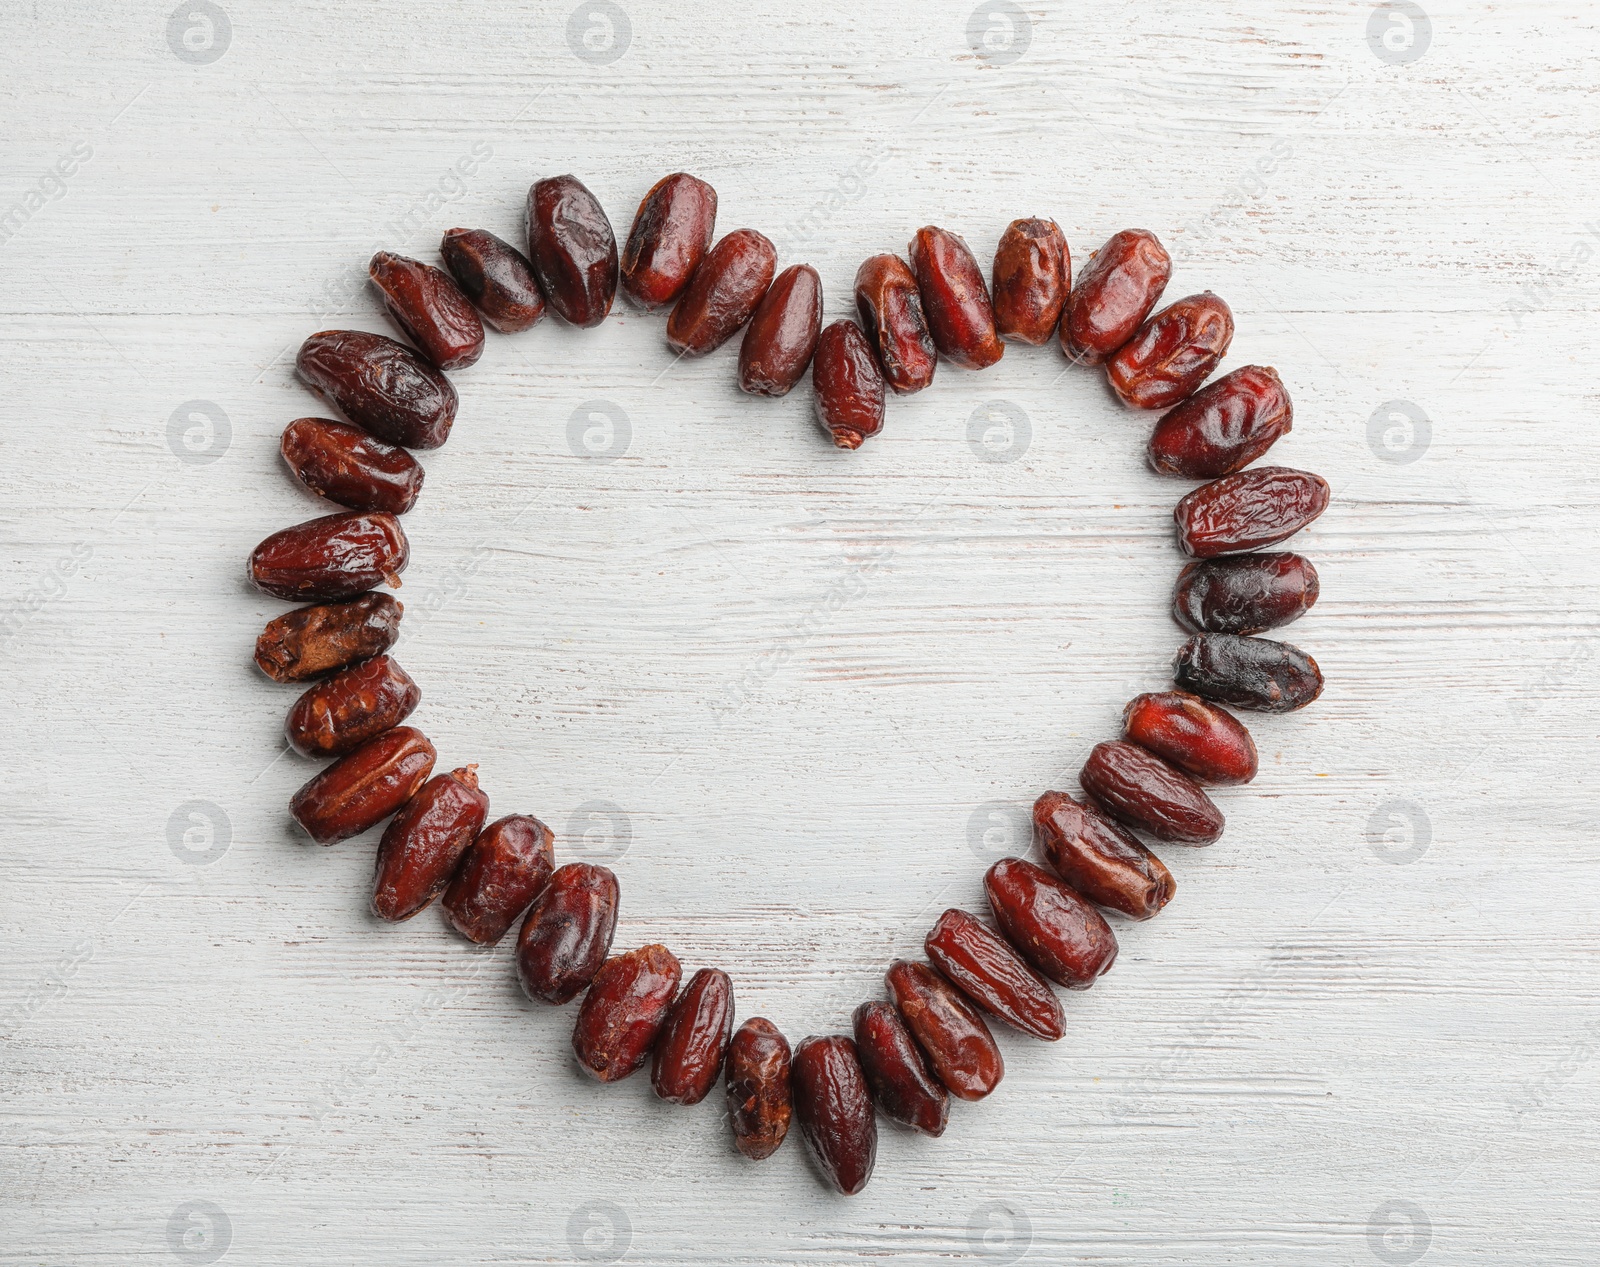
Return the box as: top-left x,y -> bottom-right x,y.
1080,740 -> 1224,844
443,813 -> 555,945
651,967 -> 734,1106
1123,691 -> 1258,785
1173,551 -> 1320,635
991,218 -> 1069,346
289,725 -> 436,845
792,1035 -> 876,1196
254,593 -> 402,683
1032,790 -> 1175,921
908,226 -> 1004,369
526,174 -> 618,328
851,1000 -> 948,1136
1107,292 -> 1234,409
280,417 -> 424,516
812,319 -> 886,450
284,653 -> 420,759
726,1017 -> 792,1161
666,229 -> 776,356
853,253 -> 936,393
296,330 -> 457,450
1060,229 -> 1171,365
571,944 -> 682,1083
984,857 -> 1119,989
440,228 -> 547,333
1175,465 -> 1331,558
515,862 -> 620,1005
248,511 -> 408,604
738,263 -> 822,397
371,765 -> 490,922
1147,365 -> 1292,478
923,907 -> 1065,1039
620,173 -> 717,310
884,959 -> 1003,1101
1174,632 -> 1324,713
368,251 -> 485,370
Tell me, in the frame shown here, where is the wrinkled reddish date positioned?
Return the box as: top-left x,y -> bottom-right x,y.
254,593 -> 401,683
372,765 -> 490,922
527,175 -> 618,328
1032,791 -> 1175,921
923,908 -> 1064,1040
571,944 -> 681,1083
285,654 -> 420,759
1123,691 -> 1258,786
812,320 -> 885,450
1176,466 -> 1331,559
515,862 -> 620,1004
296,330 -> 457,450
1148,365 -> 1292,478
248,511 -> 409,603
991,218 -> 1069,346
984,857 -> 1119,989
440,228 -> 547,333
1173,551 -> 1320,635
851,1000 -> 948,1136
792,1035 -> 876,1196
854,253 -> 936,393
1061,229 -> 1172,364
884,960 -> 1003,1102
289,725 -> 436,845
368,251 -> 484,370
280,418 -> 424,516
443,813 -> 555,945
620,172 -> 717,310
666,229 -> 776,356
1108,292 -> 1234,410
651,968 -> 735,1105
726,1018 -> 793,1161
1080,740 -> 1223,845
1174,632 -> 1324,713
738,264 -> 822,397
908,226 -> 1004,370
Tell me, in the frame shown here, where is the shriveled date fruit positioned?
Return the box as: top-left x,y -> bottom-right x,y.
571,944 -> 681,1083
285,654 -> 420,759
851,1000 -> 948,1136
1107,291 -> 1234,410
854,253 -> 936,394
984,857 -> 1118,989
1080,740 -> 1223,845
812,319 -> 885,450
1174,632 -> 1324,713
443,813 -> 555,945
991,218 -> 1069,346
296,330 -> 457,450
726,1018 -> 792,1161
440,228 -> 547,333
372,765 -> 490,922
908,226 -> 1003,369
254,592 -> 401,683
280,418 -> 424,516
792,1035 -> 876,1196
1173,551 -> 1320,635
738,263 -> 822,397
1123,691 -> 1257,785
1175,466 -> 1330,559
368,251 -> 484,370
526,174 -> 618,328
652,967 -> 734,1106
620,172 -> 717,310
248,511 -> 408,603
515,862 -> 620,1004
666,229 -> 776,356
290,725 -> 435,845
1060,229 -> 1171,365
884,960 -> 1003,1101
1147,365 -> 1292,478
1032,791 -> 1175,921
924,908 -> 1064,1040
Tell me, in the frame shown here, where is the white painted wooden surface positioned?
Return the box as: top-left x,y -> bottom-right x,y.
3,1 -> 1598,1263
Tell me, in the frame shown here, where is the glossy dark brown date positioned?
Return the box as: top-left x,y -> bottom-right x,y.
296,330 -> 457,450
620,172 -> 717,310
792,1035 -> 876,1196
991,218 -> 1069,346
1147,365 -> 1292,478
854,253 -> 936,394
1173,551 -> 1320,635
254,593 -> 402,683
884,960 -> 1003,1102
289,725 -> 436,845
248,511 -> 408,603
851,1000 -> 948,1136
1123,691 -> 1257,785
652,967 -> 734,1106
443,813 -> 555,945
372,765 -> 489,922
908,226 -> 1004,369
572,944 -> 681,1083
1060,229 -> 1171,365
1080,740 -> 1223,844
368,251 -> 484,370
666,229 -> 776,356
284,653 -> 420,759
812,319 -> 885,450
515,862 -> 620,1005
440,228 -> 547,333
923,908 -> 1064,1040
280,417 -> 424,516
1032,790 -> 1175,921
527,174 -> 618,328
726,1018 -> 793,1161
984,857 -> 1119,989
738,263 -> 822,396
1107,292 -> 1234,410
1175,466 -> 1331,558
1174,632 -> 1324,713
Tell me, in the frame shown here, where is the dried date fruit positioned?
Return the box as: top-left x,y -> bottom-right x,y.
923,908 -> 1064,1040
1122,691 -> 1258,785
440,228 -> 547,333
254,593 -> 402,683
296,330 -> 457,450
738,263 -> 822,396
289,725 -> 436,846
884,959 -> 1003,1101
1174,632 -> 1324,713
443,813 -> 555,945
812,319 -> 885,450
851,1000 -> 948,1136
651,967 -> 735,1105
368,251 -> 485,370
984,857 -> 1119,989
666,229 -> 776,356
571,944 -> 681,1083
515,862 -> 620,1005
1147,365 -> 1292,478
991,218 -> 1069,346
284,654 -> 420,759
1175,466 -> 1331,558
248,511 -> 409,603
908,226 -> 1004,370
1060,229 -> 1171,365
1032,790 -> 1175,921
1080,740 -> 1224,844
1173,551 -> 1320,635
280,417 -> 425,516
1107,291 -> 1234,410
726,1018 -> 792,1161
526,174 -> 618,328
620,172 -> 717,310
853,253 -> 936,394
372,765 -> 490,922
792,1035 -> 876,1196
